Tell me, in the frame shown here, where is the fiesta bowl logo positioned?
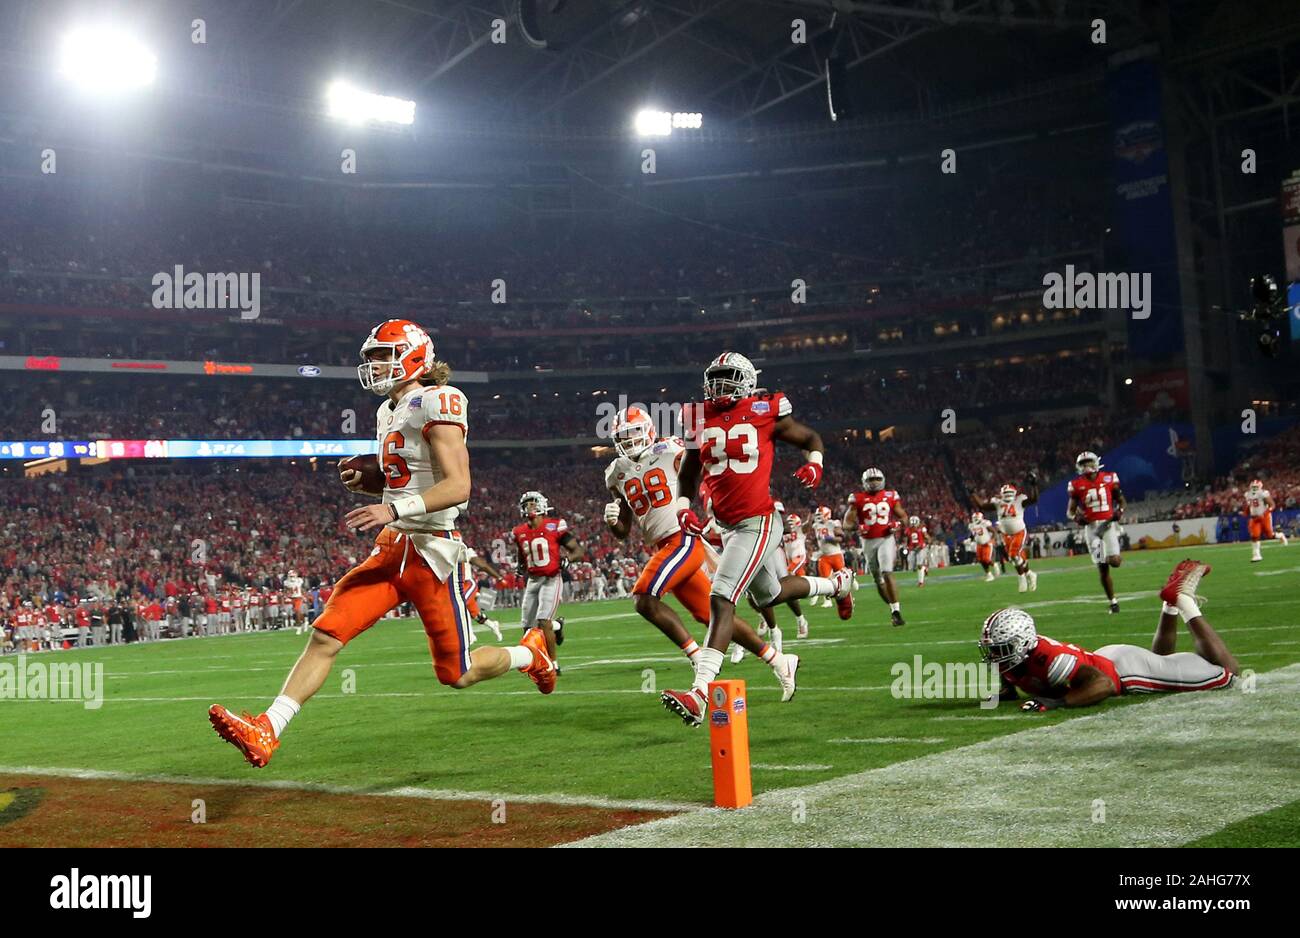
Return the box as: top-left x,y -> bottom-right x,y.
297,365 -> 321,377
1114,120 -> 1162,164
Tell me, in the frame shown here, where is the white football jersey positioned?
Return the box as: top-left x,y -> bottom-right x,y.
995,494 -> 1028,535
1246,489 -> 1271,517
783,529 -> 807,566
811,518 -> 843,556
284,575 -> 304,598
970,518 -> 994,545
605,437 -> 687,546
376,383 -> 470,533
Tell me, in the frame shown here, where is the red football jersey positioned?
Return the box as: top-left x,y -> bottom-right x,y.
1069,471 -> 1121,522
686,392 -> 790,526
905,526 -> 927,550
851,489 -> 902,538
512,517 -> 570,577
1001,635 -> 1120,698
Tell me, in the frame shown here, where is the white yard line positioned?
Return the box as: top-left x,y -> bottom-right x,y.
0,763 -> 701,814
564,664 -> 1300,847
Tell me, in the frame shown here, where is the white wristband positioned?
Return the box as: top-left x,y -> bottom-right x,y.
806,451 -> 823,466
390,491 -> 426,519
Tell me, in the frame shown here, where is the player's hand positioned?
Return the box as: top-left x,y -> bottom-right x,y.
677,507 -> 704,536
603,501 -> 622,525
344,503 -> 394,533
1021,697 -> 1062,713
793,462 -> 823,489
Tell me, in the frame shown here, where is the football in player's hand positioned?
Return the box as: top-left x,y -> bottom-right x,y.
339,455 -> 385,495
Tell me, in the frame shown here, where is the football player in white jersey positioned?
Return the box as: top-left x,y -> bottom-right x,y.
808,505 -> 851,612
284,570 -> 308,634
969,511 -> 999,581
974,473 -> 1040,592
1244,479 -> 1288,562
208,319 -> 557,769
603,407 -> 799,700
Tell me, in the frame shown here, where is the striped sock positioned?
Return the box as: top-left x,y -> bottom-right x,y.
681,639 -> 700,660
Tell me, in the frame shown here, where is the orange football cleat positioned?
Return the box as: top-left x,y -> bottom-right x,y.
519,628 -> 557,695
208,704 -> 279,768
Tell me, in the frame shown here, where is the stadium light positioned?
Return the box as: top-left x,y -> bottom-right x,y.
634,109 -> 703,136
326,80 -> 415,126
58,27 -> 156,93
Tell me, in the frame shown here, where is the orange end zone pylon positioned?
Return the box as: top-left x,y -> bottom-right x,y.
707,679 -> 752,809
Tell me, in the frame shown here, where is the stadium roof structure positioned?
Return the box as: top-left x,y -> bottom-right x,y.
0,0 -> 1295,164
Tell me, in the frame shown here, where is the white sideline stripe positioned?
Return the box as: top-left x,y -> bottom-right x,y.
751,764 -> 833,772
0,764 -> 701,814
829,737 -> 947,744
564,664 -> 1300,848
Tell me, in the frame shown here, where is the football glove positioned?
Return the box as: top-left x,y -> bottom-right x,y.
793,462 -> 823,489
677,507 -> 704,536
603,501 -> 623,525
1021,697 -> 1063,712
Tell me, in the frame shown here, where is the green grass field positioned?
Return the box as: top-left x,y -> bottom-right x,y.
2,542 -> 1298,847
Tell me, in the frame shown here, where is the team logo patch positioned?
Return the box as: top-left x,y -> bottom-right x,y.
710,709 -> 730,727
733,697 -> 746,714
297,365 -> 321,377
750,401 -> 770,415
410,396 -> 422,408
652,442 -> 668,454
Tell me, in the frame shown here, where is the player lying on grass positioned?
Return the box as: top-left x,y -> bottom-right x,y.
603,407 -> 798,701
979,558 -> 1238,712
207,319 -> 556,768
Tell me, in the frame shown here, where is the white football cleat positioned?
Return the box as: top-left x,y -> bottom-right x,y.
729,642 -> 744,664
796,616 -> 809,639
984,572 -> 995,583
1017,575 -> 1028,593
484,618 -> 502,641
769,625 -> 783,654
777,654 -> 800,703
1027,570 -> 1038,591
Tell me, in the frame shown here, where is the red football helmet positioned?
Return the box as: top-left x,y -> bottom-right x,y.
357,319 -> 435,395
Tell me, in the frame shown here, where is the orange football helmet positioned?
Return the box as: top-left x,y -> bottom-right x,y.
357,319 -> 435,395
612,406 -> 657,460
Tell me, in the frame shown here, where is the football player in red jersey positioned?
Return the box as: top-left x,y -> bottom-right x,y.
512,490 -> 582,660
980,559 -> 1237,711
660,352 -> 854,725
843,467 -> 909,625
207,319 -> 558,769
603,408 -> 799,700
1067,451 -> 1126,614
904,515 -> 928,588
